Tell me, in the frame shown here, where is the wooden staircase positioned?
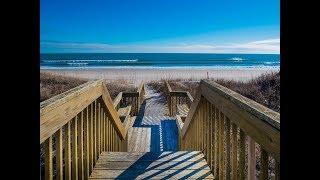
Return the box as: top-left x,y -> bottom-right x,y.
40,79 -> 280,180
89,151 -> 213,179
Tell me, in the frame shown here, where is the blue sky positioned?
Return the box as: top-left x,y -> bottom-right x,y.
41,0 -> 280,53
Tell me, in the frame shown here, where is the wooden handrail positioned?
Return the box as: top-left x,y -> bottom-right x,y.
113,92 -> 123,109
40,79 -> 126,143
40,79 -> 145,180
164,80 -> 194,116
176,79 -> 280,179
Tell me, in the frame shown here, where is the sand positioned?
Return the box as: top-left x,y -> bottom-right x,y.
41,67 -> 279,86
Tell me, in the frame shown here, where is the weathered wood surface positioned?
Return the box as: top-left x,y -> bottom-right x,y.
177,104 -> 189,117
40,79 -> 128,143
200,80 -> 280,161
89,151 -> 214,179
117,106 -> 131,119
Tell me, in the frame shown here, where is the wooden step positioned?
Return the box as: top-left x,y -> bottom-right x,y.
89,151 -> 214,179
118,106 -> 131,121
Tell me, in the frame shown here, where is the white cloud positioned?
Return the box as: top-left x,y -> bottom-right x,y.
41,38 -> 280,53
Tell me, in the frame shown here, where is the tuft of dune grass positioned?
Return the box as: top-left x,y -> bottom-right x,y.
40,72 -> 137,102
150,71 -> 280,113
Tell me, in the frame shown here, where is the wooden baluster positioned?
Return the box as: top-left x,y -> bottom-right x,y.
84,107 -> 90,179
64,121 -> 71,180
111,123 -> 114,151
100,106 -> 103,152
248,137 -> 256,180
239,129 -> 246,180
78,112 -> 84,180
93,101 -> 97,164
103,112 -> 106,151
206,100 -> 210,165
226,117 -> 231,179
231,124 -> 238,180
219,112 -> 224,180
213,107 -> 218,178
90,104 -> 94,172
97,102 -> 101,156
107,117 -> 110,151
260,149 -> 269,180
44,136 -> 53,180
56,128 -> 63,180
72,117 -> 78,180
209,103 -> 213,170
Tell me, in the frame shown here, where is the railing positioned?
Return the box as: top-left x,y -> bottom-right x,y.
40,79 -> 144,180
164,80 -> 194,116
173,79 -> 280,179
116,82 -> 145,116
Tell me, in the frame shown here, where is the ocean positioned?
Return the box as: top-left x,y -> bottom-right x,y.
40,53 -> 280,69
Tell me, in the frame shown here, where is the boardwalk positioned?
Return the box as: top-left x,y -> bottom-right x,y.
127,85 -> 179,152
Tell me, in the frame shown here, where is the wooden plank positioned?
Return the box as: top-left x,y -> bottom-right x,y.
97,151 -> 205,162
89,151 -> 213,179
89,169 -> 214,179
248,137 -> 256,180
72,117 -> 78,180
44,136 -> 53,180
200,81 -> 280,161
64,121 -> 71,180
78,112 -> 84,180
55,128 -> 63,180
260,149 -> 269,180
94,160 -> 209,170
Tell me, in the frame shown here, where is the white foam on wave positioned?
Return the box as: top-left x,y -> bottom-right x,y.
42,59 -> 138,63
41,65 -> 280,70
229,57 -> 245,61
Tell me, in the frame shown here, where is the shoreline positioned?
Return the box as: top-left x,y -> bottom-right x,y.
41,66 -> 279,86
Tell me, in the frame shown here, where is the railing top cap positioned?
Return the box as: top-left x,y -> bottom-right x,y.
201,79 -> 280,130
40,79 -> 104,113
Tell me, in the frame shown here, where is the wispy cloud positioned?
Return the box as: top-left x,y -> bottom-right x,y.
41,38 -> 280,53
